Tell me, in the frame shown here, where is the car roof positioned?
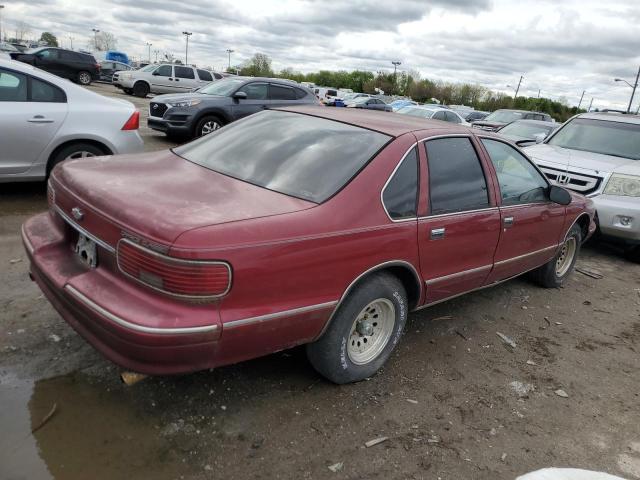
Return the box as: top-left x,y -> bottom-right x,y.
577,111 -> 640,125
276,105 -> 470,137
508,119 -> 558,127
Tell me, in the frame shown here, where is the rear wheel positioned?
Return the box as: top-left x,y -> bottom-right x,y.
133,81 -> 150,98
306,273 -> 407,384
123,88 -> 133,95
77,71 -> 92,86
195,115 -> 223,137
48,143 -> 106,176
530,224 -> 582,288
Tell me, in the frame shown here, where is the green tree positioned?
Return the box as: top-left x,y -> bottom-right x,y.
39,32 -> 58,47
239,53 -> 273,77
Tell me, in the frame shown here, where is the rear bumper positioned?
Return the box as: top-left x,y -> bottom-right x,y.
593,194 -> 640,244
22,213 -> 221,375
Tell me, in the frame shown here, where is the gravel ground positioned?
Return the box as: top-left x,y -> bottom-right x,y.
1,82 -> 639,480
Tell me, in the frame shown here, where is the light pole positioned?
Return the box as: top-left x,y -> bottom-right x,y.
577,90 -> 585,110
68,35 -> 74,50
391,60 -> 401,94
226,48 -> 234,71
513,75 -> 523,98
614,65 -> 640,113
92,28 -> 100,50
0,5 -> 5,43
182,31 -> 192,65
153,49 -> 159,63
146,42 -> 152,63
588,97 -> 594,112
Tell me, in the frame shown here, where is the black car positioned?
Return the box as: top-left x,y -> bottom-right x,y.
99,60 -> 133,83
471,109 -> 553,131
10,47 -> 100,85
148,76 -> 318,140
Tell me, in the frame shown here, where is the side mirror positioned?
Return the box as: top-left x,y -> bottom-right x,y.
534,132 -> 546,144
549,185 -> 572,205
233,91 -> 247,100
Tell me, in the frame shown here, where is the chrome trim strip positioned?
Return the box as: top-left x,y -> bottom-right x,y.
64,285 -> 219,334
21,224 -> 34,254
224,301 -> 339,330
380,142 -> 419,223
54,205 -> 116,253
494,244 -> 558,267
425,264 -> 492,286
314,259 -> 423,341
418,207 -> 499,220
116,238 -> 232,300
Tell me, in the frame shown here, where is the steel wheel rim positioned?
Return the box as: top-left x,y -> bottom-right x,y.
64,151 -> 96,161
556,237 -> 577,276
201,121 -> 221,135
347,298 -> 395,365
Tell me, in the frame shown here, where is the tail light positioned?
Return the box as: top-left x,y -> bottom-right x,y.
47,180 -> 56,211
95,63 -> 101,71
117,239 -> 231,300
121,111 -> 140,130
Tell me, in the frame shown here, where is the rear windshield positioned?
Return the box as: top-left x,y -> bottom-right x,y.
174,110 -> 391,203
484,110 -> 525,123
500,122 -> 555,138
548,118 -> 640,160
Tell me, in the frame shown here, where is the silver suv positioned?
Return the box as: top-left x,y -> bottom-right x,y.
113,64 -> 222,97
526,112 -> 640,261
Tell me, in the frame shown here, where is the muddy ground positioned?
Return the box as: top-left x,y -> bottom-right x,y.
1,83 -> 640,480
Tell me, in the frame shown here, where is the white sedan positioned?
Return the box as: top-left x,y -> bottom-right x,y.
0,58 -> 143,183
395,105 -> 470,126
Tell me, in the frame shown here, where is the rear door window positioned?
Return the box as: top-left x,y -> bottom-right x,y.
242,82 -> 268,100
425,137 -> 490,215
445,111 -> 462,124
432,111 -> 446,121
270,84 -> 296,100
174,66 -> 195,79
197,69 -> 213,82
382,147 -> 418,220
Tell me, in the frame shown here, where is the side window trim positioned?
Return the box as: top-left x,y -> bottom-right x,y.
421,134 -> 494,218
380,143 -> 419,222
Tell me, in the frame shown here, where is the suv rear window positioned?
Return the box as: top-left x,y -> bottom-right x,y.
197,69 -> 213,82
174,110 -> 391,203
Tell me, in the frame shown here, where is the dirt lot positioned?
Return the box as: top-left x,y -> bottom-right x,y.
1,83 -> 640,480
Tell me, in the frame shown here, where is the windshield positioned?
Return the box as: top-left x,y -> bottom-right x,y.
199,78 -> 245,96
0,43 -> 18,52
397,107 -> 433,118
548,118 -> 640,160
500,122 -> 554,138
484,110 -> 525,123
174,110 -> 391,203
139,64 -> 157,72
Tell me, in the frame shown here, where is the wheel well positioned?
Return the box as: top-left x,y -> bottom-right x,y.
47,139 -> 112,174
385,265 -> 421,310
133,80 -> 150,89
575,213 -> 591,241
195,110 -> 228,127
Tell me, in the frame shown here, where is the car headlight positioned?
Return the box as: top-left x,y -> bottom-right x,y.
167,99 -> 201,108
121,73 -> 132,79
604,174 -> 640,197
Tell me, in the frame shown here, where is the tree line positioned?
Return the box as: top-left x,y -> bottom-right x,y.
236,53 -> 585,122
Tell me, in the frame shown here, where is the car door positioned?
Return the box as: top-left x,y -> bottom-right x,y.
431,110 -> 447,122
419,136 -> 501,303
230,82 -> 269,120
33,49 -> 62,76
58,50 -> 79,79
0,68 -> 68,175
268,83 -> 298,108
444,111 -> 462,125
149,65 -> 174,93
173,66 -> 199,91
479,138 -> 566,282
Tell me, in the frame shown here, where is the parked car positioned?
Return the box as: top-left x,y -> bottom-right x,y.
345,96 -> 392,111
113,63 -> 220,97
396,105 -> 469,125
389,99 -> 418,111
148,76 -> 317,140
10,43 -> 29,53
472,109 -> 553,131
10,47 -> 100,85
23,106 -> 594,383
497,119 -> 560,146
99,61 -> 134,83
463,110 -> 490,122
0,58 -> 143,182
525,112 -> 640,261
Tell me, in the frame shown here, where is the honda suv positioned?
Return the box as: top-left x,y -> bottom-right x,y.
113,64 -> 221,97
10,47 -> 100,85
526,112 -> 640,261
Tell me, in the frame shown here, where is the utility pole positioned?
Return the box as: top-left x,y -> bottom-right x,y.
182,31 -> 192,65
588,97 -> 594,112
577,90 -> 585,109
0,5 -> 5,43
226,49 -> 234,71
146,42 -> 152,63
627,65 -> 640,113
68,35 -> 74,50
514,75 -> 524,99
391,60 -> 401,94
92,28 -> 100,50
537,89 -> 541,98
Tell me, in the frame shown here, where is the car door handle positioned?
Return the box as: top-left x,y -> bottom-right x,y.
28,115 -> 54,124
174,78 -> 180,81
503,216 -> 514,228
430,227 -> 446,240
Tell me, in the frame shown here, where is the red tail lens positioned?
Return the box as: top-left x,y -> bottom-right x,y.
121,111 -> 140,130
117,240 -> 231,299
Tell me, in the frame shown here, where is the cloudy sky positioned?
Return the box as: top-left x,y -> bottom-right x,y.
4,0 -> 640,110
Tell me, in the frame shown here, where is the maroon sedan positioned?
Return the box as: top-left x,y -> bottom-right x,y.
22,106 -> 595,384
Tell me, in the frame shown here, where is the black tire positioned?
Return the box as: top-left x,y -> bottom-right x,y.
123,88 -> 133,95
48,143 -> 106,176
133,81 -> 150,98
530,224 -> 582,288
306,273 -> 408,384
194,115 -> 224,137
77,70 -> 92,86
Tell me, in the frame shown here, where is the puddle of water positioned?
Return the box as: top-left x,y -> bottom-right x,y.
0,370 -> 199,480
